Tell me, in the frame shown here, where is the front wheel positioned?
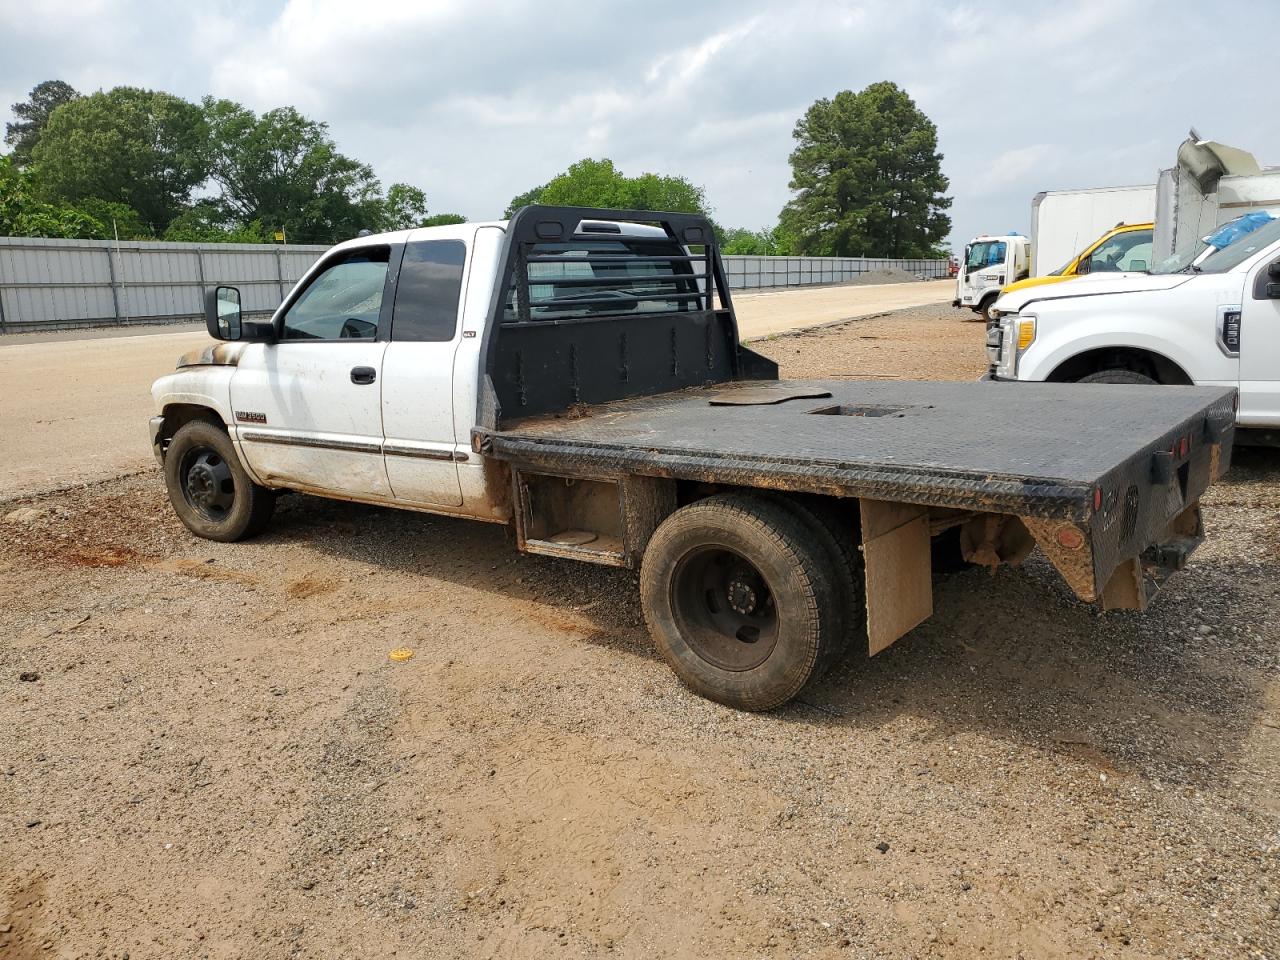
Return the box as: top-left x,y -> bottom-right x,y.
163,419 -> 275,542
640,494 -> 842,711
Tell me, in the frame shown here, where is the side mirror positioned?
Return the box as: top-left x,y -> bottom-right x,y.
205,286 -> 242,341
1265,260 -> 1280,299
204,286 -> 274,341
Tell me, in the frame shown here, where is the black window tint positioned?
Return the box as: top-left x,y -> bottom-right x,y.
392,240 -> 467,342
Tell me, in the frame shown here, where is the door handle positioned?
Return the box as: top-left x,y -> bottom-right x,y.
350,366 -> 377,385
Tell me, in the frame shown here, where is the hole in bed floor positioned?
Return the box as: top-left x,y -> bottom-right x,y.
808,403 -> 917,418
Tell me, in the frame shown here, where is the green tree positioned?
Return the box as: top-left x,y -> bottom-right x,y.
202,98 -> 386,243
0,155 -> 104,238
720,224 -> 796,256
504,159 -> 710,218
780,82 -> 951,258
502,184 -> 547,219
4,80 -> 79,165
422,213 -> 467,226
32,87 -> 208,231
76,198 -> 151,240
162,202 -> 270,243
382,182 -> 429,230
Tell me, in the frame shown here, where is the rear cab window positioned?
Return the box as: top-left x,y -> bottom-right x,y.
503,238 -> 702,322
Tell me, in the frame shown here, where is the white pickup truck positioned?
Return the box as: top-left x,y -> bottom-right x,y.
151,206 -> 1237,711
987,215 -> 1280,431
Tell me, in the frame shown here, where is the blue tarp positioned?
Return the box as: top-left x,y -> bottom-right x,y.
1205,210 -> 1274,250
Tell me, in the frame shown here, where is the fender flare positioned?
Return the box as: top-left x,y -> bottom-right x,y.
1042,343 -> 1194,384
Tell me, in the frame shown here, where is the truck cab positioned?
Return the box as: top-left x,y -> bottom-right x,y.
954,233 -> 1030,322
1001,222 -> 1153,297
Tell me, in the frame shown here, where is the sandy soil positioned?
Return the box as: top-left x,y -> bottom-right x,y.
2,304 -> 1277,960
735,280 -> 955,339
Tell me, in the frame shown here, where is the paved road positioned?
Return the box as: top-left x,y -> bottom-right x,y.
0,281 -> 955,501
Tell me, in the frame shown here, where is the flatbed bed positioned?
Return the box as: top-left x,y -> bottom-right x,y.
488,378 -> 1236,521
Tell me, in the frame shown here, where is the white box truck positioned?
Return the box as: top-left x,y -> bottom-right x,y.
952,233 -> 1031,321
1030,184 -> 1156,278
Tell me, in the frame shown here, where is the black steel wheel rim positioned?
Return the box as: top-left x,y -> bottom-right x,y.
670,544 -> 779,671
180,446 -> 236,522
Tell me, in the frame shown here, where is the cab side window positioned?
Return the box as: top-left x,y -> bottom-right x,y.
282,247 -> 391,340
391,240 -> 467,342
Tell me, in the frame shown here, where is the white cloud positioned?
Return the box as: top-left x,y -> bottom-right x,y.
2,0 -> 1278,251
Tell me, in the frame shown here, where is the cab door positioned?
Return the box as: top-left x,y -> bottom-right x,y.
379,236 -> 470,506
229,246 -> 394,498
1238,251 -> 1280,425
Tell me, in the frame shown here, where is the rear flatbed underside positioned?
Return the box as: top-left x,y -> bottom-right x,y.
482,379 -> 1236,521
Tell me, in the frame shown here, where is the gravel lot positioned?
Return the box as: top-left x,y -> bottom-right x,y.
2,303 -> 1277,959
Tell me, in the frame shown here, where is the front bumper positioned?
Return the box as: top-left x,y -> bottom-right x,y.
149,415 -> 166,465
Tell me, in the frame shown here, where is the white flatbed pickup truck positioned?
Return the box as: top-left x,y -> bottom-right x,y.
151,206 -> 1236,711
987,213 -> 1280,435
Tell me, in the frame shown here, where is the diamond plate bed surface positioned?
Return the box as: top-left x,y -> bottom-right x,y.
485,380 -> 1236,519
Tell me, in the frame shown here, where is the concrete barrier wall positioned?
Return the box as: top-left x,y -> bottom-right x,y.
0,236 -> 948,332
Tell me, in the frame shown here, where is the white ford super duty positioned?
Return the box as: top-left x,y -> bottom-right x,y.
986,214 -> 1280,432
150,206 -> 1236,711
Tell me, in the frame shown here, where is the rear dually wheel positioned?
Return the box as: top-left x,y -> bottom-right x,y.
640,494 -> 842,711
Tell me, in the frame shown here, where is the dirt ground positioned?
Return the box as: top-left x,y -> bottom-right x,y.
2,303 -> 1277,960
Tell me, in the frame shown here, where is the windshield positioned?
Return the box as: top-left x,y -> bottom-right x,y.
1082,230 -> 1152,273
965,240 -> 1006,270
1048,228 -> 1153,277
1151,216 -> 1280,275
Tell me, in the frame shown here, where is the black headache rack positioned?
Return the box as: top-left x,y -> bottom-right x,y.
479,205 -> 778,427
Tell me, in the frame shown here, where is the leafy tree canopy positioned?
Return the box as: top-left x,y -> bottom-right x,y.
0,154 -> 108,239
779,81 -> 951,258
381,182 -> 430,231
201,98 -> 387,243
163,201 -> 270,243
504,159 -> 710,219
4,80 -> 79,165
32,86 -> 209,231
720,224 -> 796,256
502,184 -> 547,219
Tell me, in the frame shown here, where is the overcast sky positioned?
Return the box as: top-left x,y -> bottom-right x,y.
2,0 -> 1276,252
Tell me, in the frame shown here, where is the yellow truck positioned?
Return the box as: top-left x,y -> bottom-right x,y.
1002,222 -> 1154,297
